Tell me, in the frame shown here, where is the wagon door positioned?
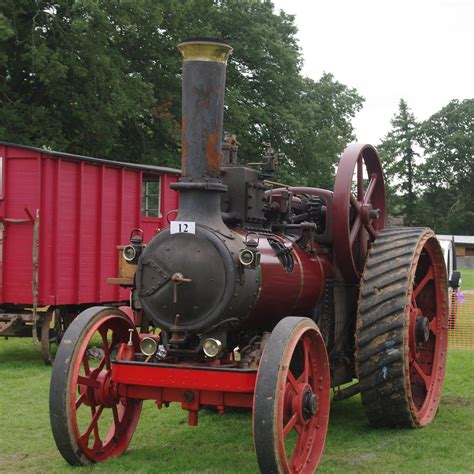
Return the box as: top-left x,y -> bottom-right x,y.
2,148 -> 41,305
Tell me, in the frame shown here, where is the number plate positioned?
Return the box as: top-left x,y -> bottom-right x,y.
170,221 -> 196,234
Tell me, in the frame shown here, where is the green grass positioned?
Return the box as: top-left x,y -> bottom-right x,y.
1,339 -> 473,473
460,268 -> 474,291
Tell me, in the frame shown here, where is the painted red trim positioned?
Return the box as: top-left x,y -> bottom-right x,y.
112,361 -> 257,393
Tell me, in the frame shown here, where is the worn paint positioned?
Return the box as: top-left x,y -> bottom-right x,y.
181,116 -> 187,175
206,127 -> 221,176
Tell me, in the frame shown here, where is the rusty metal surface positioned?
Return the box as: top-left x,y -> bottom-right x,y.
178,40 -> 231,181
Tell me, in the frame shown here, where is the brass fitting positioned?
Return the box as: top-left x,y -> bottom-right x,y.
177,39 -> 232,64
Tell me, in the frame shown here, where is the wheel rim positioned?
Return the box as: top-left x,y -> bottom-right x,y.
254,317 -> 330,474
407,237 -> 448,425
50,307 -> 142,465
333,144 -> 385,282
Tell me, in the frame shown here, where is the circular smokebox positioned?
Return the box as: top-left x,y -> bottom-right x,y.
136,226 -> 237,332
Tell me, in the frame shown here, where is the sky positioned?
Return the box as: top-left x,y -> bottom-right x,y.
272,0 -> 474,145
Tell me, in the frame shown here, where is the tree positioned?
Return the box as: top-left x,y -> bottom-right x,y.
417,99 -> 474,234
378,99 -> 419,224
276,74 -> 363,188
0,0 -> 363,185
147,0 -> 364,184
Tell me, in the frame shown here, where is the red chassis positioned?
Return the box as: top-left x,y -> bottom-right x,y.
112,358 -> 256,425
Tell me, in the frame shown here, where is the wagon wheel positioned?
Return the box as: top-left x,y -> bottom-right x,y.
253,317 -> 330,473
356,227 -> 449,427
333,144 -> 386,283
49,307 -> 142,465
41,308 -> 68,365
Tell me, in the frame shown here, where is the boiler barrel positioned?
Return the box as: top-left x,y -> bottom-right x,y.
245,234 -> 331,328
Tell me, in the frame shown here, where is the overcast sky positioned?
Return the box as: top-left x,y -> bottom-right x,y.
272,0 -> 473,145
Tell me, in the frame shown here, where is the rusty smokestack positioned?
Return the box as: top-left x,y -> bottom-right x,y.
171,39 -> 233,226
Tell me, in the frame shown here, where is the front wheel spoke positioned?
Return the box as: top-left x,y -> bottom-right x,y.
413,267 -> 434,299
412,360 -> 431,389
297,339 -> 311,384
99,329 -> 112,369
112,404 -> 120,426
283,412 -> 298,437
302,338 -> 311,383
95,341 -> 114,372
76,392 -> 86,409
82,353 -> 91,375
287,370 -> 299,393
77,375 -> 100,389
81,405 -> 104,443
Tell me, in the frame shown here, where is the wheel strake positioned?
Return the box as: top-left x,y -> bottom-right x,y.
356,227 -> 448,427
49,306 -> 142,465
253,317 -> 330,473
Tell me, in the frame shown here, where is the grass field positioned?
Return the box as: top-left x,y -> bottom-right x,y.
0,339 -> 473,473
461,268 -> 474,291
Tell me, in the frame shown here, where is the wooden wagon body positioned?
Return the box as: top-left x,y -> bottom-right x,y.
0,141 -> 179,360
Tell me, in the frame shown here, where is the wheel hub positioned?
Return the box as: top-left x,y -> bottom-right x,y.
78,368 -> 117,408
302,390 -> 318,419
415,316 -> 430,343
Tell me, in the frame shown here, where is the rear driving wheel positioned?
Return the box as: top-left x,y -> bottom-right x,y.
253,317 -> 330,473
356,227 -> 448,427
49,306 -> 142,465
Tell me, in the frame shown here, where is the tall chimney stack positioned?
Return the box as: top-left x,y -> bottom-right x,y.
171,39 -> 233,227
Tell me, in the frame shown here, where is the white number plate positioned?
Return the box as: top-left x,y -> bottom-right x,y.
170,221 -> 196,234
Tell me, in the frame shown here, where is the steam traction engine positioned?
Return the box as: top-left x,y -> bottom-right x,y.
49,40 -> 449,473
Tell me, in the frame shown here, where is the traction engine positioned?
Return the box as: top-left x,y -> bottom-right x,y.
49,39 -> 449,473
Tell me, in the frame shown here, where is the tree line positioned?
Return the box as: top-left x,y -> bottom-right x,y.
0,0 -> 362,189
379,98 -> 473,234
0,1 -> 472,233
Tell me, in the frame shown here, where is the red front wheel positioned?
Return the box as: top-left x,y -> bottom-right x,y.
253,317 -> 330,473
49,307 -> 142,465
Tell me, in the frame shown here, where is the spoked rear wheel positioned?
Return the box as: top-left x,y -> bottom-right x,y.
49,307 -> 142,465
356,228 -> 449,427
253,317 -> 330,473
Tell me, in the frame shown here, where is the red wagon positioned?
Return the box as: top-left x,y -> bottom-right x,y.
0,142 -> 179,362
